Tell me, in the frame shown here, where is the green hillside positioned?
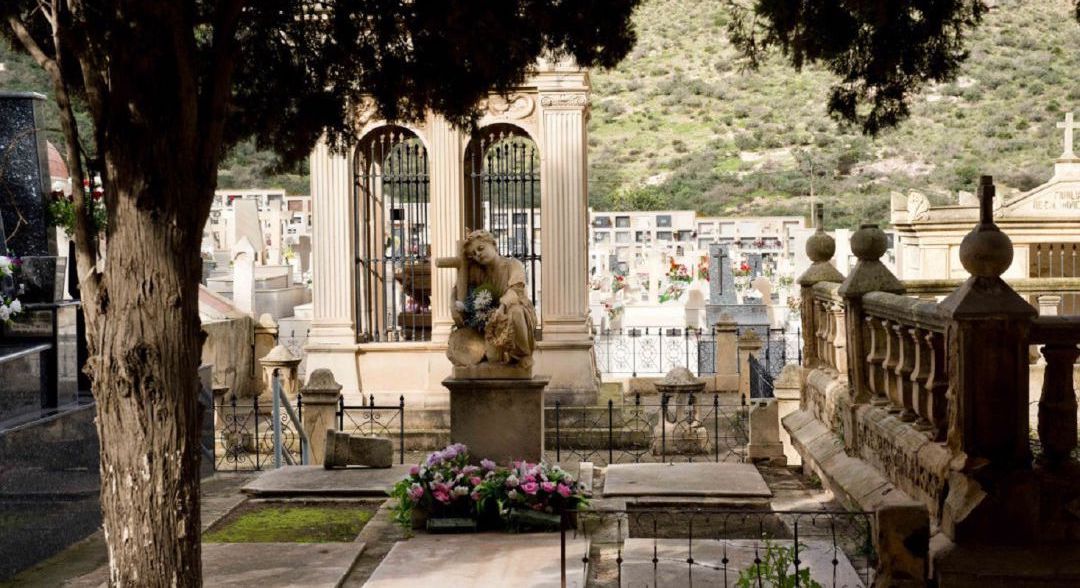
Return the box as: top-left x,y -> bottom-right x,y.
587,0 -> 1080,227
3,0 -> 1078,228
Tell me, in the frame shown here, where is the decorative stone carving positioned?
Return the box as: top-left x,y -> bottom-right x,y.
652,367 -> 708,455
439,230 -> 537,379
539,93 -> 588,108
907,192 -> 931,221
481,94 -> 534,120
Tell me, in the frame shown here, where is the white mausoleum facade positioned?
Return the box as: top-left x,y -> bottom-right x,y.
306,61 -> 596,406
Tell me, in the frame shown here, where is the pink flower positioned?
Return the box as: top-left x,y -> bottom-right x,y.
480,459 -> 496,470
556,484 -> 572,498
409,465 -> 420,476
432,483 -> 452,504
470,476 -> 482,486
541,481 -> 556,493
470,491 -> 481,501
523,474 -> 536,484
408,484 -> 425,501
521,481 -> 539,495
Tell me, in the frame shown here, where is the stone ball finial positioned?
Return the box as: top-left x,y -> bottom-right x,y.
303,368 -> 343,392
806,230 -> 836,263
850,223 -> 888,262
959,175 -> 1013,278
661,366 -> 699,386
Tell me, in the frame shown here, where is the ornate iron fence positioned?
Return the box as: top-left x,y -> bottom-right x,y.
736,324 -> 802,378
337,395 -> 406,465
748,353 -> 775,399
561,507 -> 877,587
593,327 -> 717,377
548,393 -> 748,465
213,394 -> 302,471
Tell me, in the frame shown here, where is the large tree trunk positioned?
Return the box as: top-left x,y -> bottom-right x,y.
90,173 -> 206,585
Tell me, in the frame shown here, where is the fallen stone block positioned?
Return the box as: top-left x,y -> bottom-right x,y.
324,430 -> 393,469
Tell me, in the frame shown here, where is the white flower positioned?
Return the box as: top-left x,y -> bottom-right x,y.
8,299 -> 20,315
454,300 -> 466,312
453,486 -> 469,497
0,256 -> 11,277
473,290 -> 493,308
508,489 -> 519,500
505,474 -> 519,487
0,305 -> 10,321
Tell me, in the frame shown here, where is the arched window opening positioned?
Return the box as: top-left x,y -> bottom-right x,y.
465,126 -> 542,325
354,127 -> 431,342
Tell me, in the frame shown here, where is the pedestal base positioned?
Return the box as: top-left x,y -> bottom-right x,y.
443,376 -> 549,465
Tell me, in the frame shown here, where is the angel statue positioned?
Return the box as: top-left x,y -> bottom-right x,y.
442,229 -> 536,375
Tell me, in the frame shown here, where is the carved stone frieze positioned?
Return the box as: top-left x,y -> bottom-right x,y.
480,94 -> 535,120
539,93 -> 588,109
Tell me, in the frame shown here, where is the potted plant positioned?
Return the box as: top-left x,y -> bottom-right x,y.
478,461 -> 589,531
390,443 -> 496,532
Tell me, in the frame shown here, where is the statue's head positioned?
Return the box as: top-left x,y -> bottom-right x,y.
463,230 -> 500,266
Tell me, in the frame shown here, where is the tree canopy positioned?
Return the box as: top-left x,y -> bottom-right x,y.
729,0 -> 1080,134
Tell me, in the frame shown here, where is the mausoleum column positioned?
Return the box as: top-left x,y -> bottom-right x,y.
428,117 -> 466,344
538,93 -> 590,341
308,139 -> 356,345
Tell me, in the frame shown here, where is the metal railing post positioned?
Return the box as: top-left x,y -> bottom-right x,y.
714,394 -> 720,462
338,396 -> 345,431
272,370 -> 283,469
399,395 -> 406,464
555,400 -> 562,462
608,398 -> 614,465
253,394 -> 260,470
661,393 -> 668,463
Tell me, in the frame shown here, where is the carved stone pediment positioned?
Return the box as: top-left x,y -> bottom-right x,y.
997,179 -> 1080,219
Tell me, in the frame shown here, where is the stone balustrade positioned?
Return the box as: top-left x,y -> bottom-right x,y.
1029,316 -> 1080,468
786,177 -> 1080,573
861,292 -> 949,441
810,282 -> 845,373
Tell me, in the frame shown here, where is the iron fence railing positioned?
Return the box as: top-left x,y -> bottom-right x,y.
593,325 -> 802,378
593,327 -> 717,377
337,395 -> 406,465
213,393 -> 302,471
549,393 -> 748,465
560,507 -> 877,587
748,353 -> 775,400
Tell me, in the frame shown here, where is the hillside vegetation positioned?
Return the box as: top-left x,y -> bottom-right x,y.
3,0 -> 1078,227
588,0 -> 1080,227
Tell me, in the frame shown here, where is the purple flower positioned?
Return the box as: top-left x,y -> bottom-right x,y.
521,481 -> 539,495
480,459 -> 496,471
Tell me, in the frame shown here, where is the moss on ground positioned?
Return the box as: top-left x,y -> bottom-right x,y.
203,502 -> 376,543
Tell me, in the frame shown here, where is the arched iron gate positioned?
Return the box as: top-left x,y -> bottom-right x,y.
466,127 -> 542,324
354,127 -> 431,342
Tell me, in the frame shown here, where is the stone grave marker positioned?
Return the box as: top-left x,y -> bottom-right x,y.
708,242 -> 735,305
233,198 -> 264,263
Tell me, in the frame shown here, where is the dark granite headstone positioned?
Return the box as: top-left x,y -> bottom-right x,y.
746,253 -> 763,278
708,243 -> 735,305
0,92 -> 55,258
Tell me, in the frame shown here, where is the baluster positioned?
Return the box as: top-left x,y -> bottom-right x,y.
881,319 -> 902,414
830,302 -> 847,375
865,317 -> 888,405
925,331 -> 948,442
824,302 -> 837,370
815,300 -> 828,366
1037,342 -> 1080,467
908,327 -> 933,432
893,323 -> 917,422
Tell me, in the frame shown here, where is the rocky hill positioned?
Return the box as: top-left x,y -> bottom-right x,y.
3,0 -> 1078,227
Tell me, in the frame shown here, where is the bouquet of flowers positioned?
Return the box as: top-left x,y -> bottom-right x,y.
390,443 -> 497,528
458,283 -> 499,332
601,300 -> 624,322
0,255 -> 24,323
477,460 -> 588,527
696,256 -> 709,282
665,258 -> 692,284
611,274 -> 627,294
658,282 -> 686,303
48,178 -> 108,236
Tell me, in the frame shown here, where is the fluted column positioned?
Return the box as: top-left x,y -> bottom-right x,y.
538,94 -> 590,340
308,139 -> 356,345
428,117 -> 466,344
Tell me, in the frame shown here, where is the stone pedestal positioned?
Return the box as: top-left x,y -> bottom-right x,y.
443,377 -> 549,465
301,369 -> 343,466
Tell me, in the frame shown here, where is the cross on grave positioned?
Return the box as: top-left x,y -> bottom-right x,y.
977,175 -> 996,227
812,201 -> 825,231
1058,112 -> 1077,160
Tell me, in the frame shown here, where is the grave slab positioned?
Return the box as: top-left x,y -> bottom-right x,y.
603,463 -> 771,498
363,533 -> 586,588
67,543 -> 365,588
242,464 -> 411,497
620,538 -> 865,588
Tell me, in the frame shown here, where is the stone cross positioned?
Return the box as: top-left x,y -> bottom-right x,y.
1058,112 -> 1077,160
977,175 -> 995,228
812,201 -> 825,231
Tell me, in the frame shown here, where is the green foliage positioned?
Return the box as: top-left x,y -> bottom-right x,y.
736,540 -> 822,588
203,504 -> 374,543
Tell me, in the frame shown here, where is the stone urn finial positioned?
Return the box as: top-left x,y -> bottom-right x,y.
799,204 -> 845,286
959,175 -> 1013,279
850,223 -> 887,262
